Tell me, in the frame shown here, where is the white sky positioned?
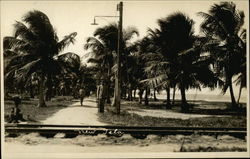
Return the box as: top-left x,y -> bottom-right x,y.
1,0 -> 248,58
0,0 -> 249,97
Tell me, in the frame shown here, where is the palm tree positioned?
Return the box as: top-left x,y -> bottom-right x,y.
143,12 -> 218,112
84,24 -> 116,103
234,29 -> 246,104
198,2 -> 246,109
141,32 -> 173,108
4,10 -> 78,107
84,24 -> 139,105
133,37 -> 155,105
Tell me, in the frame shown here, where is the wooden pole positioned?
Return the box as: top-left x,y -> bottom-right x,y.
114,2 -> 123,114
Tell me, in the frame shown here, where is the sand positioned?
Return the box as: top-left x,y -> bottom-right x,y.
42,98 -> 106,125
128,109 -> 213,120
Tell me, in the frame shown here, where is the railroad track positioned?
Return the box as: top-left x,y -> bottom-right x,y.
5,123 -> 247,139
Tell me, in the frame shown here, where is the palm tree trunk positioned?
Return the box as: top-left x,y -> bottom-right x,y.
106,67 -> 111,104
180,84 -> 188,112
128,88 -> 133,101
133,89 -> 136,100
144,87 -> 149,106
46,73 -> 52,101
166,87 -> 171,109
122,87 -> 127,99
138,89 -> 143,104
30,86 -> 34,98
172,86 -> 176,105
229,78 -> 237,109
237,82 -> 243,104
128,84 -> 133,101
106,85 -> 111,104
38,74 -> 47,107
153,88 -> 157,101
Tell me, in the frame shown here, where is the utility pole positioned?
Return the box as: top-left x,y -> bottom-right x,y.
90,2 -> 123,114
113,1 -> 123,114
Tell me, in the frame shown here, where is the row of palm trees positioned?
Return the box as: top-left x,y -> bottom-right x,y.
3,2 -> 246,113
84,1 -> 246,112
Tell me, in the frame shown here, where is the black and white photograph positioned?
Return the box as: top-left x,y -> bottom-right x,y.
1,0 -> 249,158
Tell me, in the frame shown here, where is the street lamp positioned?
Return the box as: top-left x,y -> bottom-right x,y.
91,2 -> 123,114
91,16 -> 119,25
90,18 -> 98,25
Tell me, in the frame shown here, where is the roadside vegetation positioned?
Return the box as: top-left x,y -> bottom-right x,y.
4,96 -> 75,122
98,100 -> 246,128
99,111 -> 246,128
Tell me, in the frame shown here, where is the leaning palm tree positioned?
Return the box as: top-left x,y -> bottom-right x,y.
4,10 -> 79,107
198,1 -> 246,109
234,29 -> 246,104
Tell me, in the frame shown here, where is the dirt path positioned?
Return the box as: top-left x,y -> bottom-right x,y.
42,97 -> 106,125
128,109 -> 213,119
41,97 -> 228,125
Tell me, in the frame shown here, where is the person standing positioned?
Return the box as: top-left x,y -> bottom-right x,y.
79,87 -> 85,106
96,80 -> 107,113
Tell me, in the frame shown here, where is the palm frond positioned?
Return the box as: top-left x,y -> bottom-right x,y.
234,10 -> 245,34
57,52 -> 80,70
87,58 -> 102,64
14,21 -> 36,41
147,28 -> 159,38
123,26 -> 139,41
197,12 -> 227,38
5,54 -> 36,72
14,58 -> 43,84
23,10 -> 56,41
57,32 -> 77,52
3,50 -> 18,58
84,37 -> 104,51
3,36 -> 27,51
141,74 -> 169,88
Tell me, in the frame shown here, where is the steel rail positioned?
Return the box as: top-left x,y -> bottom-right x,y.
4,123 -> 247,131
5,124 -> 247,139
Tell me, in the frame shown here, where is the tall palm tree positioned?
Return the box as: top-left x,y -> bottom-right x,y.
143,12 -> 218,112
84,24 -> 116,103
142,29 -> 173,108
4,10 -> 78,107
132,37 -> 153,105
84,24 -> 139,105
233,28 -> 246,104
198,2 -> 246,108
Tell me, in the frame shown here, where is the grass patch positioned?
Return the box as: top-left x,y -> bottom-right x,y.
122,99 -> 246,116
98,111 -> 246,127
4,96 -> 75,122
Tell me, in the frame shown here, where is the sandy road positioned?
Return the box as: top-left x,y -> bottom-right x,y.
42,98 -> 106,125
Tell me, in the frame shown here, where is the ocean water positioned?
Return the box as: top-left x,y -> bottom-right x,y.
137,87 -> 247,103
156,93 -> 246,103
